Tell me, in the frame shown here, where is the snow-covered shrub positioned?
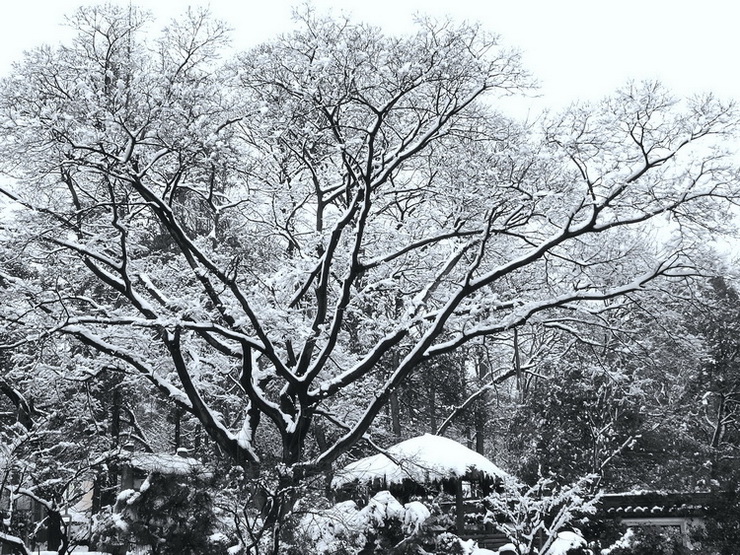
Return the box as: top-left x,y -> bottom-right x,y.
294,490 -> 471,554
293,499 -> 366,554
482,474 -> 599,555
600,526 -> 691,555
91,472 -> 228,555
546,530 -> 589,555
90,504 -> 130,555
435,532 -> 476,555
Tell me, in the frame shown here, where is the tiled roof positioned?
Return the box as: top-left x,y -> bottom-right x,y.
598,492 -> 712,518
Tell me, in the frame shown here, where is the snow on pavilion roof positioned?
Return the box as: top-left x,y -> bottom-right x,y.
331,433 -> 507,489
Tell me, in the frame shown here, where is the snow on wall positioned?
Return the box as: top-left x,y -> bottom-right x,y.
127,452 -> 201,475
331,434 -> 507,489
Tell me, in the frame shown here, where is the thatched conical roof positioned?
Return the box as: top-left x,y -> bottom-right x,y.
331,434 -> 507,489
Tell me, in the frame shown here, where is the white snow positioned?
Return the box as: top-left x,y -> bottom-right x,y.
332,434 -> 507,488
116,489 -> 137,504
601,528 -> 635,554
363,490 -> 405,527
546,530 -> 587,555
127,452 -> 201,475
138,476 -> 151,493
236,417 -> 254,450
111,512 -> 129,533
209,531 -> 230,543
298,499 -> 365,553
0,532 -> 25,546
402,501 -> 431,535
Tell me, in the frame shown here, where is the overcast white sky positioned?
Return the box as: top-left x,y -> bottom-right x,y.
0,0 -> 738,114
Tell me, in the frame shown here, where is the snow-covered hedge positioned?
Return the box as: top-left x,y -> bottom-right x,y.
293,490 -> 474,555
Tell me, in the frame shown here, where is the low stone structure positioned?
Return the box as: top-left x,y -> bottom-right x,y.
598,491 -> 712,535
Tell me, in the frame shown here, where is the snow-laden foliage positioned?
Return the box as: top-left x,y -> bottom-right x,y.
295,490 -> 458,555
91,471 -> 228,555
297,481 -> 596,555
600,526 -> 692,555
482,474 -> 599,555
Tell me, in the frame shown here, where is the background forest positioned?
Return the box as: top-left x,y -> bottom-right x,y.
1,4 -> 740,555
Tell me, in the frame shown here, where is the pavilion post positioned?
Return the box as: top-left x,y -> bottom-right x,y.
455,479 -> 465,534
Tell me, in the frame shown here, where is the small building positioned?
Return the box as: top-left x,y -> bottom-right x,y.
332,433 -> 507,496
332,434 -> 509,548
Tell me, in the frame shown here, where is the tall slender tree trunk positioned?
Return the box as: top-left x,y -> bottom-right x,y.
111,386 -> 120,445
173,406 -> 182,450
474,352 -> 489,455
428,381 -> 437,433
390,295 -> 403,440
390,391 -> 402,439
